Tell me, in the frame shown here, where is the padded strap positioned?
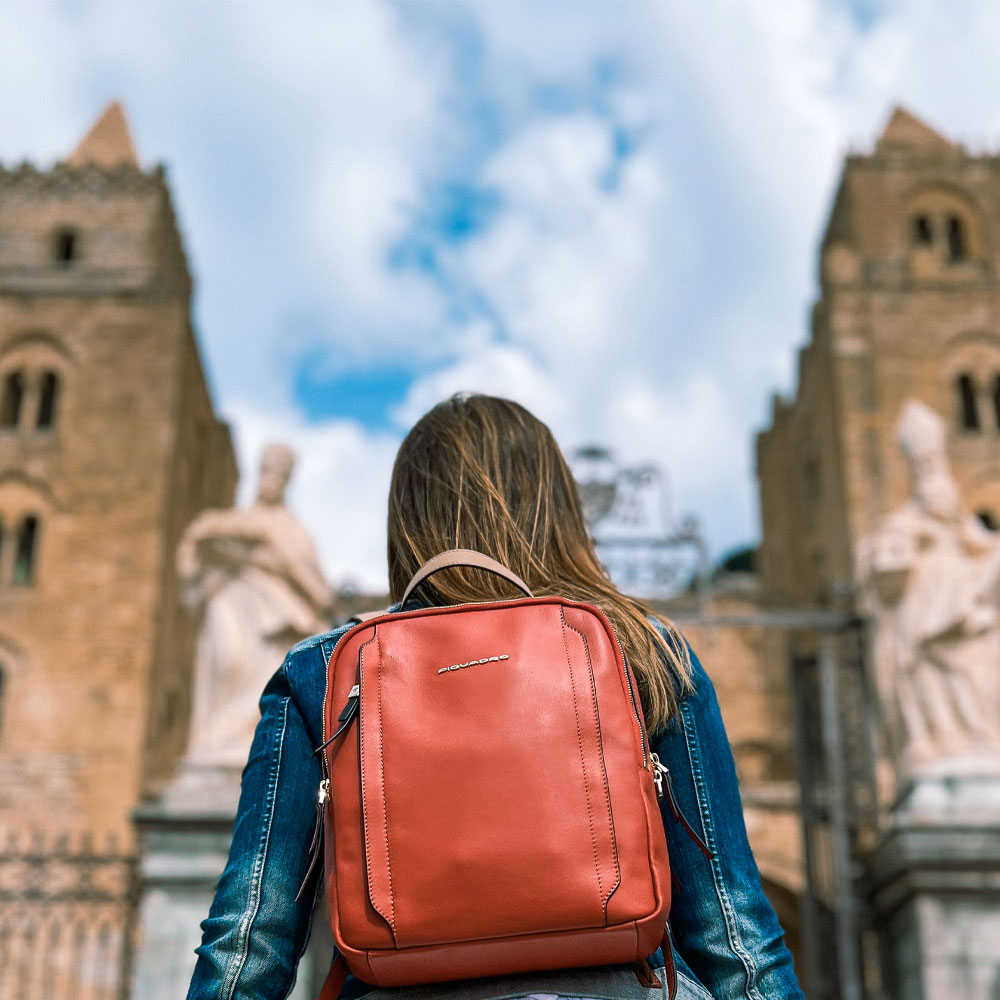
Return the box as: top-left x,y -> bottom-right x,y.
350,608 -> 386,623
632,959 -> 663,989
661,926 -> 677,1000
318,952 -> 349,1000
401,548 -> 534,605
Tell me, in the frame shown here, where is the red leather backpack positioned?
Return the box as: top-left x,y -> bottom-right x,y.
304,549 -> 691,999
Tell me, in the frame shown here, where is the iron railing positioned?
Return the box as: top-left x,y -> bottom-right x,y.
0,830 -> 137,1000
790,622 -> 885,1000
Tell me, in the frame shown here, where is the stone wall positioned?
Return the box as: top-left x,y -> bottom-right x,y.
651,587 -> 805,957
757,109 -> 1000,606
0,159 -> 235,843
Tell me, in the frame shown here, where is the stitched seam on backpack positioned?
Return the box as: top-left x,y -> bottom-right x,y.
567,617 -> 621,906
359,631 -> 393,932
681,700 -> 764,1000
561,608 -> 604,905
222,694 -> 288,1000
376,628 -> 395,930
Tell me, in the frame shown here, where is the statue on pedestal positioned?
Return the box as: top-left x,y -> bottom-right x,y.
858,401 -> 1000,802
177,443 -> 333,770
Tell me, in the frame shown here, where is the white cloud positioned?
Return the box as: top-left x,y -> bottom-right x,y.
457,111 -> 671,360
0,1 -> 453,399
8,1 -> 1000,590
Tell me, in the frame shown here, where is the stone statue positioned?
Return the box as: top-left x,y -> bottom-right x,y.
177,442 -> 333,769
858,401 -> 1000,798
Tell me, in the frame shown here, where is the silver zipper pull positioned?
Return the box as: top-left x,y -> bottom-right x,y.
298,780 -> 330,902
650,752 -> 715,860
650,752 -> 668,801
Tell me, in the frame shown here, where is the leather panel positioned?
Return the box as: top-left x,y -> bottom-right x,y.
560,609 -> 621,909
359,629 -> 396,937
323,597 -> 671,970
327,628 -> 395,949
560,606 -> 669,926
363,922 -> 644,988
373,603 -> 610,946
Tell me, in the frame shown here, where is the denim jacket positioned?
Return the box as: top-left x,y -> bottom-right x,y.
186,610 -> 804,1000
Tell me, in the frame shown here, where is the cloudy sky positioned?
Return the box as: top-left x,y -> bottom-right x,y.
3,0 -> 1000,590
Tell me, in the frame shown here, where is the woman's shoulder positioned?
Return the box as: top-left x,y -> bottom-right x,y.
643,615 -> 714,703
645,613 -> 687,651
643,613 -> 703,663
276,620 -> 366,739
279,620 -> 361,697
281,603 -> 404,679
285,620 -> 354,660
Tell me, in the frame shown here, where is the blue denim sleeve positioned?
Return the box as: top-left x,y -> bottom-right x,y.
649,642 -> 805,1000
186,653 -> 323,1000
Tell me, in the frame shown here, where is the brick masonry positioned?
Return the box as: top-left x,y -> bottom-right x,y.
758,107 -> 1000,606
0,107 -> 237,844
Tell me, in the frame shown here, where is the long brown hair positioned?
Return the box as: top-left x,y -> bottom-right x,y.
387,393 -> 692,729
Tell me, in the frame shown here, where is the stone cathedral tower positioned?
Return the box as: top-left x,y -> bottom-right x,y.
757,106 -> 1000,606
0,103 -> 237,839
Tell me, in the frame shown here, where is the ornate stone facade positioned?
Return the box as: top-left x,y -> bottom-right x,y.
0,103 -> 238,842
757,106 -> 1000,608
757,106 -> 1000,999
657,592 -> 804,958
10,100 -> 1000,995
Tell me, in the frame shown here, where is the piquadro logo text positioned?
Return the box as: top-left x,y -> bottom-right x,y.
437,654 -> 509,675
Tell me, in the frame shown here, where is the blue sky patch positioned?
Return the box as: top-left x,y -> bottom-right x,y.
434,183 -> 503,239
416,182 -> 504,244
386,238 -> 438,274
840,0 -> 885,31
599,124 -> 641,192
293,351 -> 432,431
533,56 -> 630,120
386,183 -> 504,308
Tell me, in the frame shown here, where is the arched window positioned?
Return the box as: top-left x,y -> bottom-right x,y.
1,371 -> 24,429
947,216 -> 966,262
956,373 -> 980,430
977,510 -> 998,531
36,371 -> 60,429
54,228 -> 78,266
12,515 -> 39,586
802,452 -> 820,504
913,215 -> 933,246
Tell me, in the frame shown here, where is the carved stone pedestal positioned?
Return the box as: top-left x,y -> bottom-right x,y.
129,767 -> 333,999
868,780 -> 1000,1000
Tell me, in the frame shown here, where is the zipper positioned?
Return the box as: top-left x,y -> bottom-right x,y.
306,640 -> 336,900
296,776 -> 332,901
305,652 -> 357,898
650,752 -> 668,800
592,607 -> 648,768
315,685 -> 360,757
650,752 -> 714,859
319,654 -> 333,780
623,655 -> 649,768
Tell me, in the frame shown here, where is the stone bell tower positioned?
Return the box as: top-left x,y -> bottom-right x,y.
757,106 -> 1000,606
0,103 -> 238,840
757,108 -> 1000,1000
